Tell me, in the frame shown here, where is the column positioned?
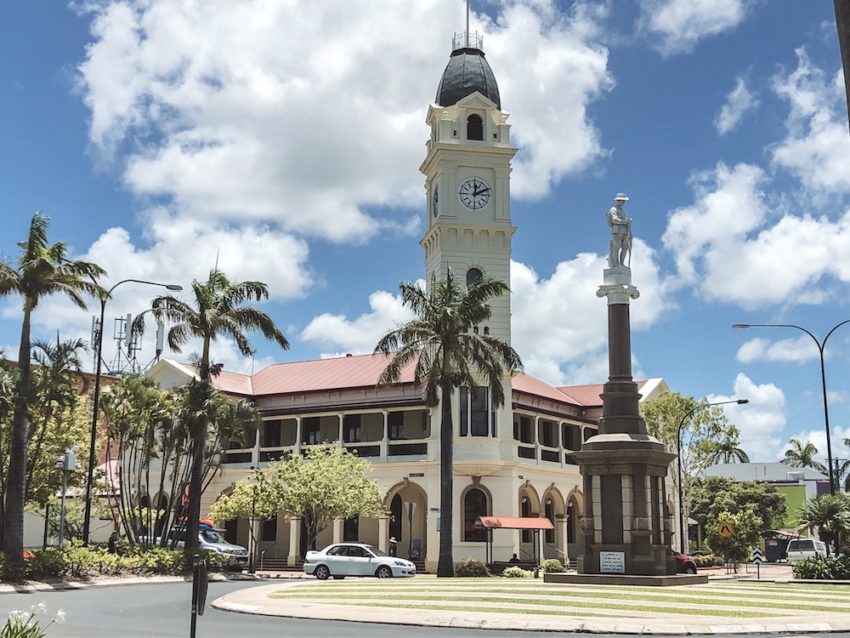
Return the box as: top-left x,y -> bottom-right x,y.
592,475 -> 602,544
252,422 -> 261,465
533,416 -> 540,463
381,411 -> 389,458
621,474 -> 633,544
294,417 -> 302,455
337,413 -> 344,446
332,517 -> 344,544
378,516 -> 389,553
558,421 -> 565,467
287,515 -> 301,565
557,515 -> 569,565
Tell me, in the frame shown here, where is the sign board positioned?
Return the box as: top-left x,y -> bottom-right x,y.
750,548 -> 764,564
408,472 -> 424,478
599,551 -> 626,574
717,522 -> 734,538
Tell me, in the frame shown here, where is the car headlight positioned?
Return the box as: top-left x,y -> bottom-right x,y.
394,560 -> 409,567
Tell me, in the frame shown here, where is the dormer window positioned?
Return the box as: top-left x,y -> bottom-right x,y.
467,114 -> 484,140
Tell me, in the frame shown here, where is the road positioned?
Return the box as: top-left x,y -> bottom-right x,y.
0,580 -> 846,638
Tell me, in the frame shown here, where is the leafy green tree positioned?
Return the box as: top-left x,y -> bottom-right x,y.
138,268 -> 288,558
0,214 -> 103,564
689,476 -> 787,532
210,446 -> 385,553
374,272 -> 521,577
706,509 -> 763,565
782,437 -> 827,475
641,393 -> 746,544
796,492 -> 850,555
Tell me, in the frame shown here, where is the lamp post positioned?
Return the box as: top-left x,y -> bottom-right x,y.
249,465 -> 258,574
676,398 -> 749,554
733,321 -> 850,495
82,279 -> 182,545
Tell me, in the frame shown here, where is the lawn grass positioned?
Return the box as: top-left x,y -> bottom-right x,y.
270,578 -> 850,620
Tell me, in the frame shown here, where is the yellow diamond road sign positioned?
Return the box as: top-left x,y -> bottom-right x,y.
718,522 -> 734,538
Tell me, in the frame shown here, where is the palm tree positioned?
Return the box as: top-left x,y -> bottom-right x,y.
709,437 -> 750,465
375,271 -> 522,577
0,213 -> 103,565
141,268 -> 288,558
796,492 -> 850,554
27,337 -> 88,501
782,438 -> 828,475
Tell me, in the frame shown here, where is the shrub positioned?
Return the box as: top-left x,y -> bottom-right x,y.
693,554 -> 720,568
792,555 -> 850,580
454,557 -> 489,577
501,566 -> 532,578
541,559 -> 566,573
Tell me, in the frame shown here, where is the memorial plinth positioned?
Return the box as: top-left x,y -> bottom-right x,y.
573,196 -> 676,577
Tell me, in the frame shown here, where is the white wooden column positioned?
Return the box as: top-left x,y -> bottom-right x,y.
294,417 -> 302,454
533,416 -> 540,463
252,422 -> 261,465
287,516 -> 301,565
337,413 -> 344,446
381,411 -> 389,458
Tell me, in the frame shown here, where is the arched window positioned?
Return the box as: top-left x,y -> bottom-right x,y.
466,267 -> 483,287
463,488 -> 488,541
467,114 -> 484,140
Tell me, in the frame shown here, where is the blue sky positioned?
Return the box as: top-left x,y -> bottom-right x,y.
2,0 -> 850,464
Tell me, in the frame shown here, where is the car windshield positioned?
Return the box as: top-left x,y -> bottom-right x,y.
365,545 -> 387,557
788,540 -> 812,551
201,529 -> 223,543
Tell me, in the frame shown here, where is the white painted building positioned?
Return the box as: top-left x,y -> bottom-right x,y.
147,30 -> 670,572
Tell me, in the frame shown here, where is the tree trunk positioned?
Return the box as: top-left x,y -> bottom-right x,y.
835,0 -> 850,133
3,308 -> 32,565
436,382 -> 454,577
183,415 -> 206,560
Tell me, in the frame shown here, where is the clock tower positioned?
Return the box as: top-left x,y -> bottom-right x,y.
419,31 -> 517,346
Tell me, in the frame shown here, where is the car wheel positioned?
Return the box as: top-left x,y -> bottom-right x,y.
375,565 -> 393,579
315,565 -> 331,581
333,575 -> 345,580
686,564 -> 697,575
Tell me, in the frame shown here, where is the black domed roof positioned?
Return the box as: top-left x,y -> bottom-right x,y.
435,47 -> 501,110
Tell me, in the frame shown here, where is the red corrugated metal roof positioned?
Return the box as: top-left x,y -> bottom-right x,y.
556,381 -> 647,407
513,373 -> 582,406
252,352 -> 418,395
477,516 -> 554,530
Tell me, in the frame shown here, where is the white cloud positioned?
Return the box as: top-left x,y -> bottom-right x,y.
662,160 -> 850,309
714,76 -> 758,135
510,238 -> 670,385
662,162 -> 766,285
300,288 -> 417,357
735,335 -> 818,364
770,49 -> 850,195
639,0 -> 756,55
708,373 -> 786,462
76,0 -> 613,242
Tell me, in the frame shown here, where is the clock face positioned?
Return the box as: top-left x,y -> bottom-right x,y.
432,184 -> 439,217
458,177 -> 491,211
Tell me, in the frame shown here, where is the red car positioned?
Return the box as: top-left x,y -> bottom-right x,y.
673,551 -> 697,574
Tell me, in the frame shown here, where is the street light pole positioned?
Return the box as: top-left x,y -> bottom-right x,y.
676,398 -> 749,554
733,321 -> 850,495
82,279 -> 182,545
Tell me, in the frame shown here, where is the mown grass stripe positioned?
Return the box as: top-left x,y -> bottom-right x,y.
280,586 -> 850,609
323,600 -> 642,618
270,592 -> 779,618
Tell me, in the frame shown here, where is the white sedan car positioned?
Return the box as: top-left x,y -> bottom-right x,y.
303,543 -> 416,580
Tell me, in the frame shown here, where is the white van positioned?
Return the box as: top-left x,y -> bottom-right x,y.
786,538 -> 827,563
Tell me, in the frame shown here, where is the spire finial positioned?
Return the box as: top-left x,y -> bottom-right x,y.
465,0 -> 470,47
